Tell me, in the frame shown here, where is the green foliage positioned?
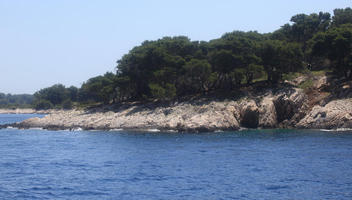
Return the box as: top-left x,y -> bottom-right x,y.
34,99 -> 53,110
79,72 -> 116,104
309,24 -> 352,78
271,12 -> 331,54
209,50 -> 236,74
299,79 -> 314,90
332,7 -> 352,27
62,99 -> 73,110
0,93 -> 34,108
23,6 -> 352,107
246,64 -> 264,84
67,86 -> 78,102
149,83 -> 176,100
33,84 -> 79,109
282,72 -> 302,81
34,84 -> 69,106
183,59 -> 212,93
261,40 -> 303,83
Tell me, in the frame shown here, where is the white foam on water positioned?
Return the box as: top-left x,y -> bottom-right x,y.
335,128 -> 352,131
28,127 -> 44,130
165,129 -> 178,133
320,128 -> 352,132
146,128 -> 161,132
320,129 -> 334,132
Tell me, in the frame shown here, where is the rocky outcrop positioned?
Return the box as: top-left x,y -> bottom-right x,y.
5,82 -> 352,132
14,100 -> 241,132
237,88 -> 307,129
258,96 -> 277,128
273,88 -> 308,127
297,99 -> 352,129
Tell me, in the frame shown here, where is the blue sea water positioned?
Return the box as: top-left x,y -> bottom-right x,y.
0,114 -> 352,200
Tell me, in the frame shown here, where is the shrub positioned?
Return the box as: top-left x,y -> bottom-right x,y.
34,100 -> 53,110
62,99 -> 73,110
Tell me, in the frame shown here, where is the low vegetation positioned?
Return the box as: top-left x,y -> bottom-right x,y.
0,93 -> 34,109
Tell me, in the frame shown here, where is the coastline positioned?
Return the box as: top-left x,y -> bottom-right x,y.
2,75 -> 352,133
2,87 -> 351,132
0,109 -> 53,114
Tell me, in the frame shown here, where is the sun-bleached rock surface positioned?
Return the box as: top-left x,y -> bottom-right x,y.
297,99 -> 352,129
15,100 -> 240,132
8,88 -> 315,132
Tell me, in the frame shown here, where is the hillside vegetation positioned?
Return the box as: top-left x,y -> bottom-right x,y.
0,93 -> 34,109
29,7 -> 352,109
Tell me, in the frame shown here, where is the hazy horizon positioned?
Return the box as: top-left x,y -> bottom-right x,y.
1,0 -> 351,94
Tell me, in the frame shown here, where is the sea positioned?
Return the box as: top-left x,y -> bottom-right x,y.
0,114 -> 352,200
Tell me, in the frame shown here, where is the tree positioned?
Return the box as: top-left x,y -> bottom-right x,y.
332,7 -> 352,27
245,64 -> 264,84
208,50 -> 239,89
79,72 -> 116,104
34,84 -> 69,106
62,99 -> 73,110
0,93 -> 34,108
309,24 -> 352,78
114,76 -> 133,101
149,83 -> 176,100
182,59 -> 212,93
272,12 -> 331,59
261,40 -> 303,83
34,100 -> 53,110
67,86 -> 78,102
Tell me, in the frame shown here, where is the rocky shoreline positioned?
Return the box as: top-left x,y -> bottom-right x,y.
1,76 -> 352,132
0,109 -> 53,114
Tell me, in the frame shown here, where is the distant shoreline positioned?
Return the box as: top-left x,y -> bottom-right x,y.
0,109 -> 52,114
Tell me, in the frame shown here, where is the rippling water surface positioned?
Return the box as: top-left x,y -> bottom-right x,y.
1,114 -> 352,200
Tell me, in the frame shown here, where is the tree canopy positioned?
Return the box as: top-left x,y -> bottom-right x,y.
0,93 -> 34,109
33,84 -> 78,109
29,7 -> 352,109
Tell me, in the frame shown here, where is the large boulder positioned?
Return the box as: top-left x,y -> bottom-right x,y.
273,88 -> 307,126
258,97 -> 277,128
172,101 -> 240,132
297,99 -> 352,129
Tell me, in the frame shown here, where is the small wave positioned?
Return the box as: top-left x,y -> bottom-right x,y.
320,129 -> 334,132
335,128 -> 352,131
146,128 -> 161,132
71,127 -> 83,131
320,128 -> 352,132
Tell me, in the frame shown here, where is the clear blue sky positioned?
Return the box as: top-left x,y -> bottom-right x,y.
0,0 -> 350,94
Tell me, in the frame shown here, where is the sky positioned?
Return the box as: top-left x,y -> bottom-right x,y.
0,0 -> 351,94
